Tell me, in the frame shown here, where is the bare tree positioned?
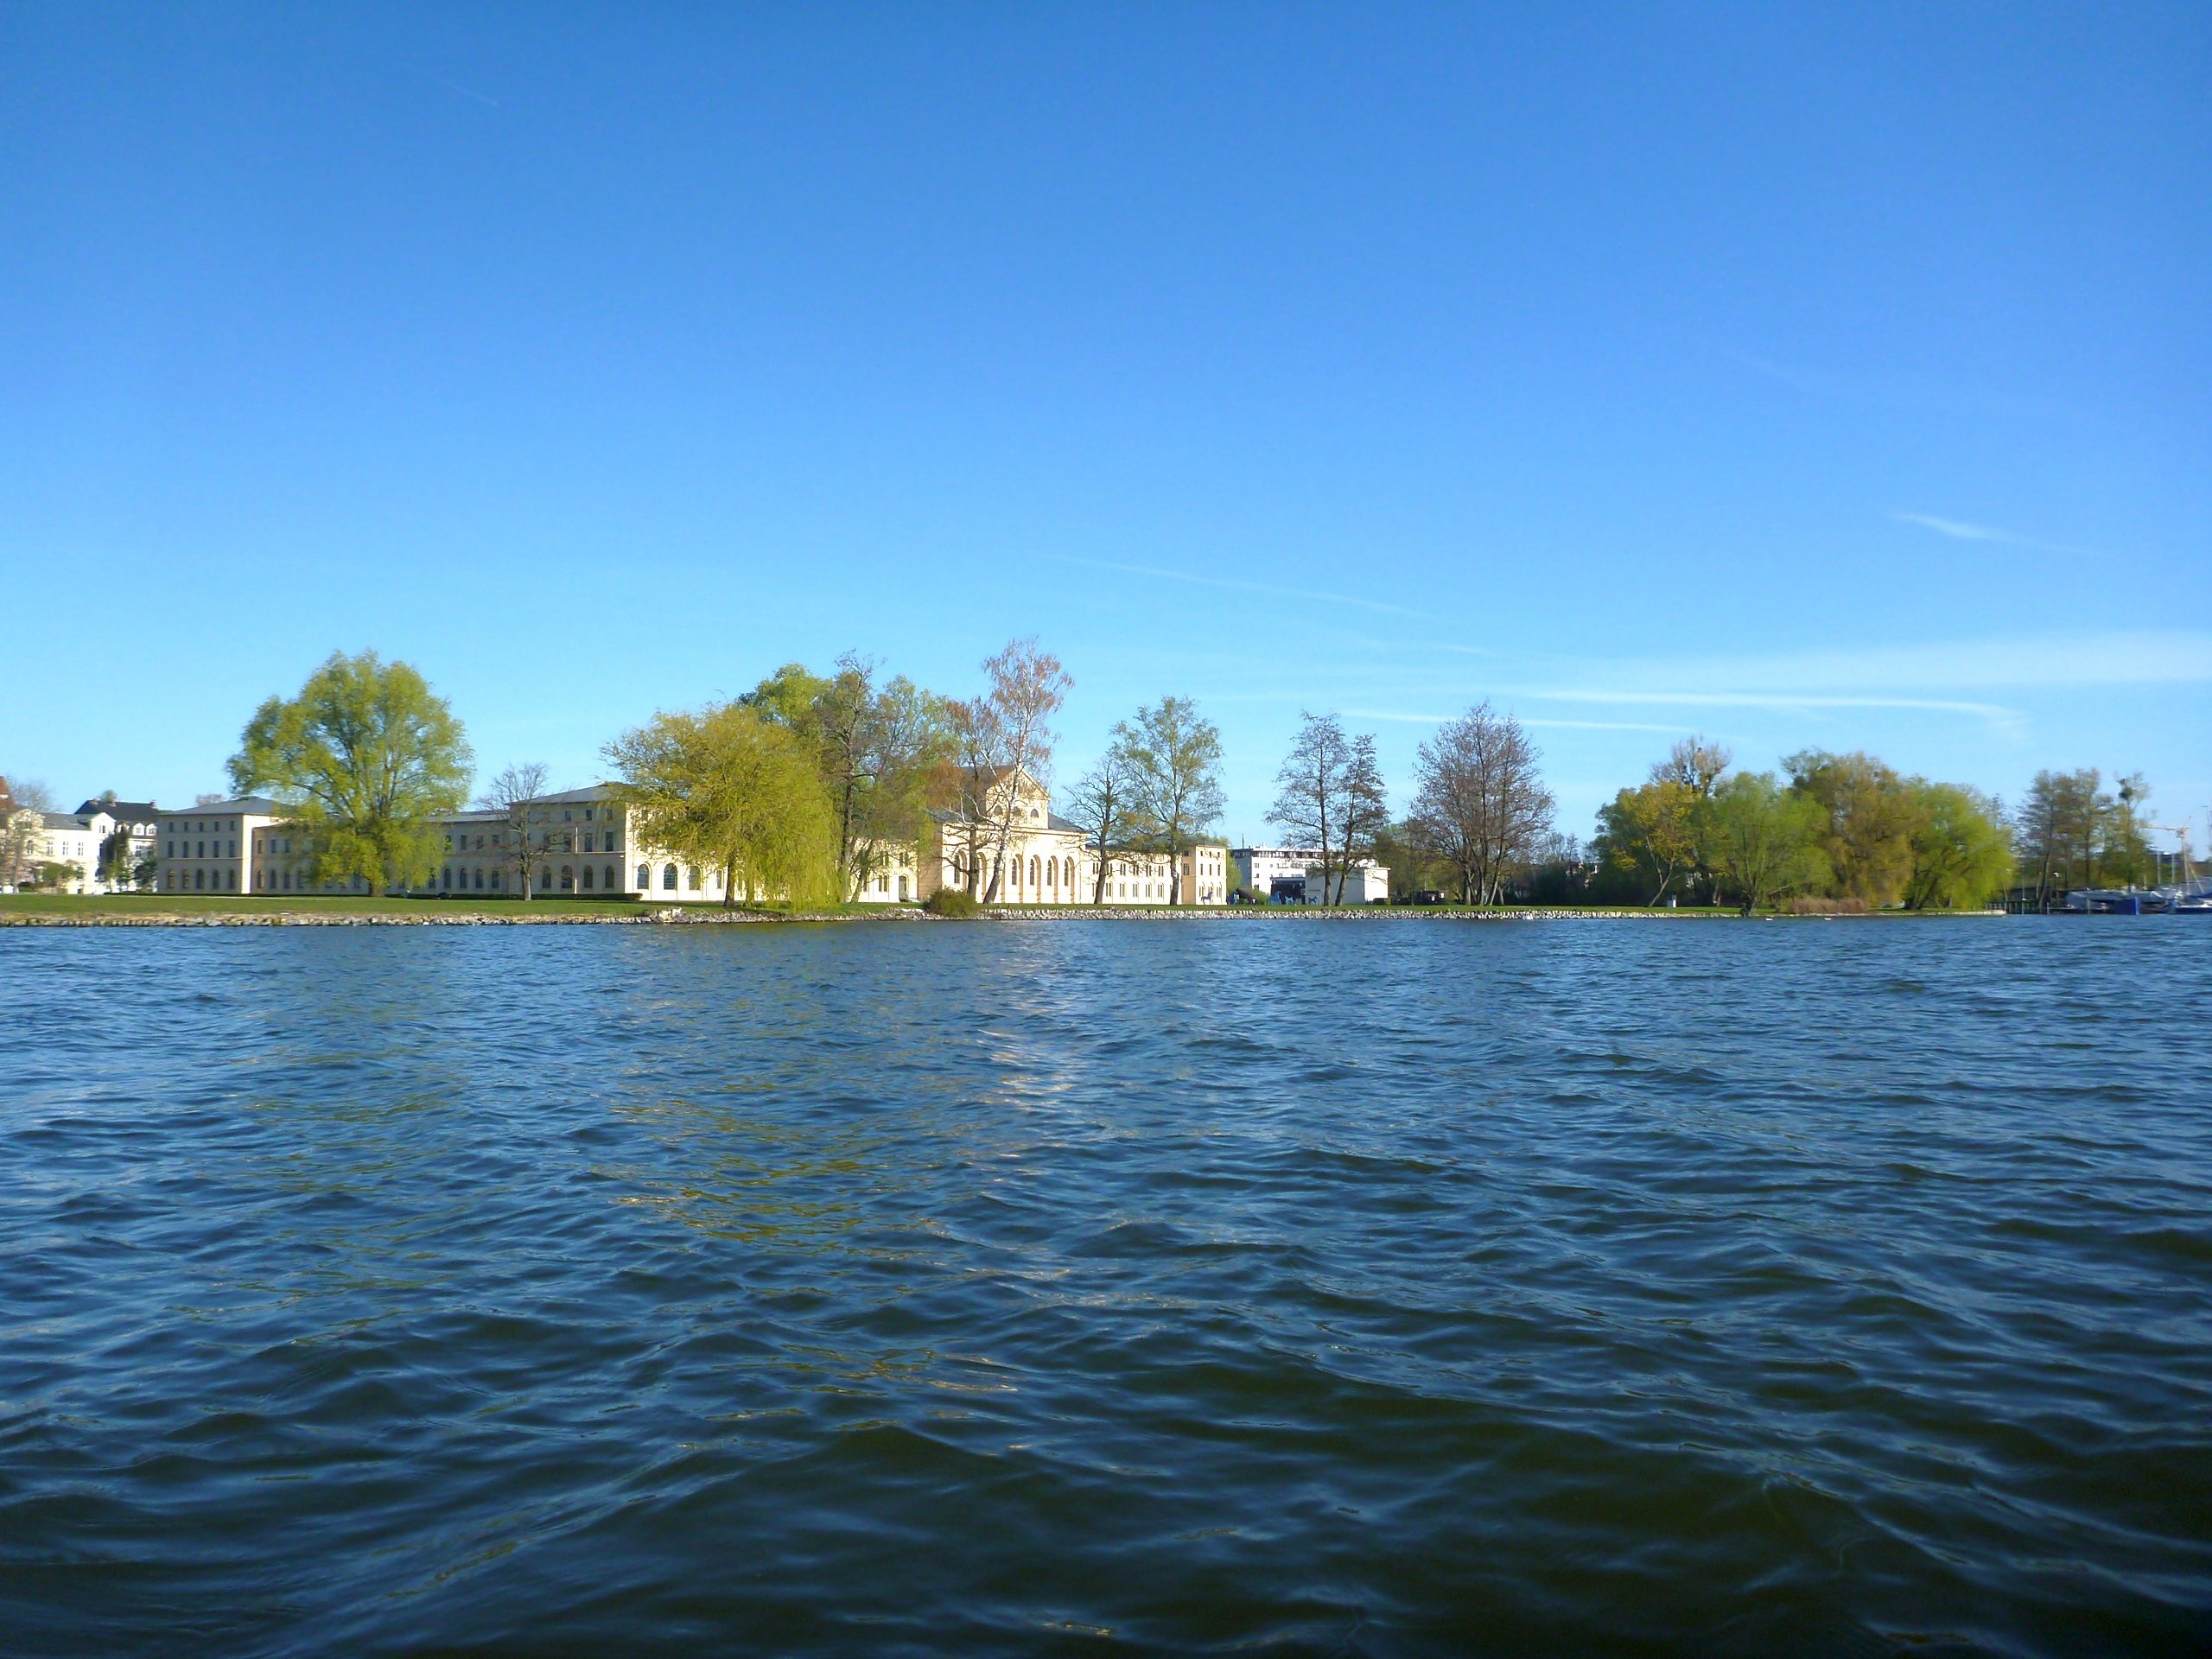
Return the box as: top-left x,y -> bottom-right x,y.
941,696 -> 1007,897
1331,734 -> 1389,904
1651,736 -> 1731,797
977,639 -> 1071,902
1121,696 -> 1226,905
1065,745 -> 1143,904
1408,702 -> 1556,905
0,808 -> 42,889
478,762 -> 551,899
1268,714 -> 1387,904
1268,712 -> 1351,902
10,778 -> 59,815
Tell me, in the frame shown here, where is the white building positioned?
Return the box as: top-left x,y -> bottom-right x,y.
148,774 -> 1229,907
921,769 -> 1225,906
29,799 -> 162,893
1229,845 -> 1391,905
162,785 -> 744,902
410,785 -> 727,900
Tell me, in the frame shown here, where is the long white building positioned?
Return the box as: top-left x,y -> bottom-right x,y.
153,772 -> 1231,906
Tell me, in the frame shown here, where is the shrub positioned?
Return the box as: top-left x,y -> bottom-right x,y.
924,887 -> 980,918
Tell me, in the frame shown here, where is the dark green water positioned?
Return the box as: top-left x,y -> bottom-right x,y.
3,920 -> 2209,1656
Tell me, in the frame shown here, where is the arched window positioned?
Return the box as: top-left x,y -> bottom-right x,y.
560,865 -> 575,891
1029,856 -> 1039,887
1064,857 -> 1075,890
441,868 -> 451,891
605,865 -> 617,891
637,863 -> 651,889
539,868 -> 552,890
663,862 -> 678,890
580,865 -> 594,890
194,869 -> 205,891
689,868 -> 701,891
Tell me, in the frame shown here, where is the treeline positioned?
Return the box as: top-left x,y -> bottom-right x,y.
211,648 -> 2163,912
1582,743 -> 2014,912
1370,725 -> 2160,912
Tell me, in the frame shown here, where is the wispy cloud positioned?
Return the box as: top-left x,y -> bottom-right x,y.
419,70 -> 501,109
1520,689 -> 2020,722
1049,555 -> 1420,617
1344,709 -> 1694,734
1896,513 -> 2096,559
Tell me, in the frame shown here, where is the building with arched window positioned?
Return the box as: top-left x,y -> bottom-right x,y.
916,767 -> 1225,908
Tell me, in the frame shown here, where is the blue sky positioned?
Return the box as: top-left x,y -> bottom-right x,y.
5,5 -> 2208,844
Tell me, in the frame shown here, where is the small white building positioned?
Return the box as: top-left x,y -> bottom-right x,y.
1229,845 -> 1390,905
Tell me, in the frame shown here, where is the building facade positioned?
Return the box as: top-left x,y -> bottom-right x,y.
919,770 -> 1225,906
1229,845 -> 1391,905
148,777 -> 1227,907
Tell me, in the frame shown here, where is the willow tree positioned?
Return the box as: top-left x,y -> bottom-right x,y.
1698,772 -> 1829,914
1901,783 -> 2013,910
1784,749 -> 1922,906
603,702 -> 839,908
227,650 -> 473,892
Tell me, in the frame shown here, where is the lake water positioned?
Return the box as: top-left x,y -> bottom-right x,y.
3,918 -> 2209,1656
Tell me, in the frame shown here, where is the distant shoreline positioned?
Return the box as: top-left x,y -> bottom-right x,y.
0,902 -> 2005,928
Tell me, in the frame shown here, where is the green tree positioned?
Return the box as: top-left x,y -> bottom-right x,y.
227,651 -> 474,893
1118,696 -> 1226,905
604,702 -> 839,909
1697,772 -> 1829,914
99,829 -> 137,889
1593,779 -> 1700,905
1901,783 -> 2013,910
1784,749 -> 1923,905
1649,735 -> 1732,902
744,654 -> 953,900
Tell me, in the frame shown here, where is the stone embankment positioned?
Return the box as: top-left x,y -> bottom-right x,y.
0,905 -> 1993,927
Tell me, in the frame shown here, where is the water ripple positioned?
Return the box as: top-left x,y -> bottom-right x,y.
1,921 -> 2209,1656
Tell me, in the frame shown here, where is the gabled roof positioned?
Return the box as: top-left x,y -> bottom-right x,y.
78,798 -> 159,820
41,811 -> 90,830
